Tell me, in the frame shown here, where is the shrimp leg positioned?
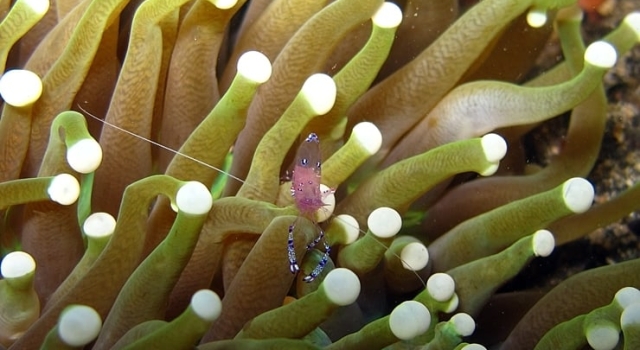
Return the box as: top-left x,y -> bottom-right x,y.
287,218 -> 300,274
303,241 -> 331,283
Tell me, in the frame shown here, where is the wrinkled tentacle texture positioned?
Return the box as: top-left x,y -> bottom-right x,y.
0,0 -> 639,349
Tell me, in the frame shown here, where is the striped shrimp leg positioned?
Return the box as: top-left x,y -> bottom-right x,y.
289,133 -> 332,282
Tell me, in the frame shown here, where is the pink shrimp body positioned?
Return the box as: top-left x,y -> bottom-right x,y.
291,133 -> 324,217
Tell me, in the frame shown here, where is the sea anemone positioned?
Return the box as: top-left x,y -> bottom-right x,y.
0,0 -> 639,349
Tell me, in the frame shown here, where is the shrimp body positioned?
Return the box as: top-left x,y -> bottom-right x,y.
291,133 -> 324,217
287,133 -> 331,282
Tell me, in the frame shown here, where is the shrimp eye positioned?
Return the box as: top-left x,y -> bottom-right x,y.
300,158 -> 308,166
316,161 -> 321,168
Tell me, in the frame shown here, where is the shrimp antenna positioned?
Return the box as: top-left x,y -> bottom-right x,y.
76,104 -> 254,189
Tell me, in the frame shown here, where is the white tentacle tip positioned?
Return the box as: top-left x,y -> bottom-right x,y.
192,289 -> 222,322
48,173 -> 80,205
481,133 -> 507,163
26,0 -> 50,15
586,322 -> 619,350
562,177 -> 594,214
532,230 -> 555,257
0,69 -> 43,107
67,138 -> 102,174
389,301 -> 431,340
479,163 -> 499,176
444,293 -> 460,313
427,273 -> 455,302
400,242 -> 429,271
323,268 -> 360,306
301,74 -> 337,115
336,214 -> 359,244
623,12 -> 640,40
478,133 -> 506,176
176,181 -> 213,215
83,212 -> 116,238
1,251 -> 36,278
621,303 -> 640,327
58,305 -> 102,347
451,313 -> 476,337
367,207 -> 402,238
212,0 -> 236,10
315,184 -> 335,223
527,8 -> 547,28
237,51 -> 272,84
461,344 -> 487,350
614,287 -> 640,309
353,122 -> 382,155
585,41 -> 617,69
372,2 -> 402,29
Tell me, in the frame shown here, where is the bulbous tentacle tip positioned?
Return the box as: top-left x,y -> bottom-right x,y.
527,8 -> 548,28
562,177 -> 595,214
401,242 -> 429,271
191,289 -> 222,322
532,229 -> 555,257
444,293 -> 460,313
0,69 -> 42,107
389,300 -> 431,340
372,2 -> 403,29
0,251 -> 35,278
586,323 -> 619,350
481,133 -> 507,164
367,207 -> 402,238
24,0 -> 50,15
353,122 -> 382,156
335,214 -> 360,244
67,138 -> 102,174
323,268 -> 361,306
479,163 -> 499,177
623,12 -> 640,39
427,272 -> 456,302
621,303 -> 640,327
58,305 -> 102,347
451,313 -> 476,337
478,133 -> 507,176
211,0 -> 237,10
585,41 -> 617,68
83,212 -> 116,238
614,287 -> 640,309
302,74 -> 337,115
176,181 -> 213,215
237,51 -> 272,84
315,184 -> 335,222
48,173 -> 80,205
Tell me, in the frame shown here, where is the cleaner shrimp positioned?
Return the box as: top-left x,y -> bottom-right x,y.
76,104 -> 429,290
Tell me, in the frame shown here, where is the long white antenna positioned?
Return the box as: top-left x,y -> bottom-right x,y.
77,103 -> 428,289
77,104 -> 251,188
